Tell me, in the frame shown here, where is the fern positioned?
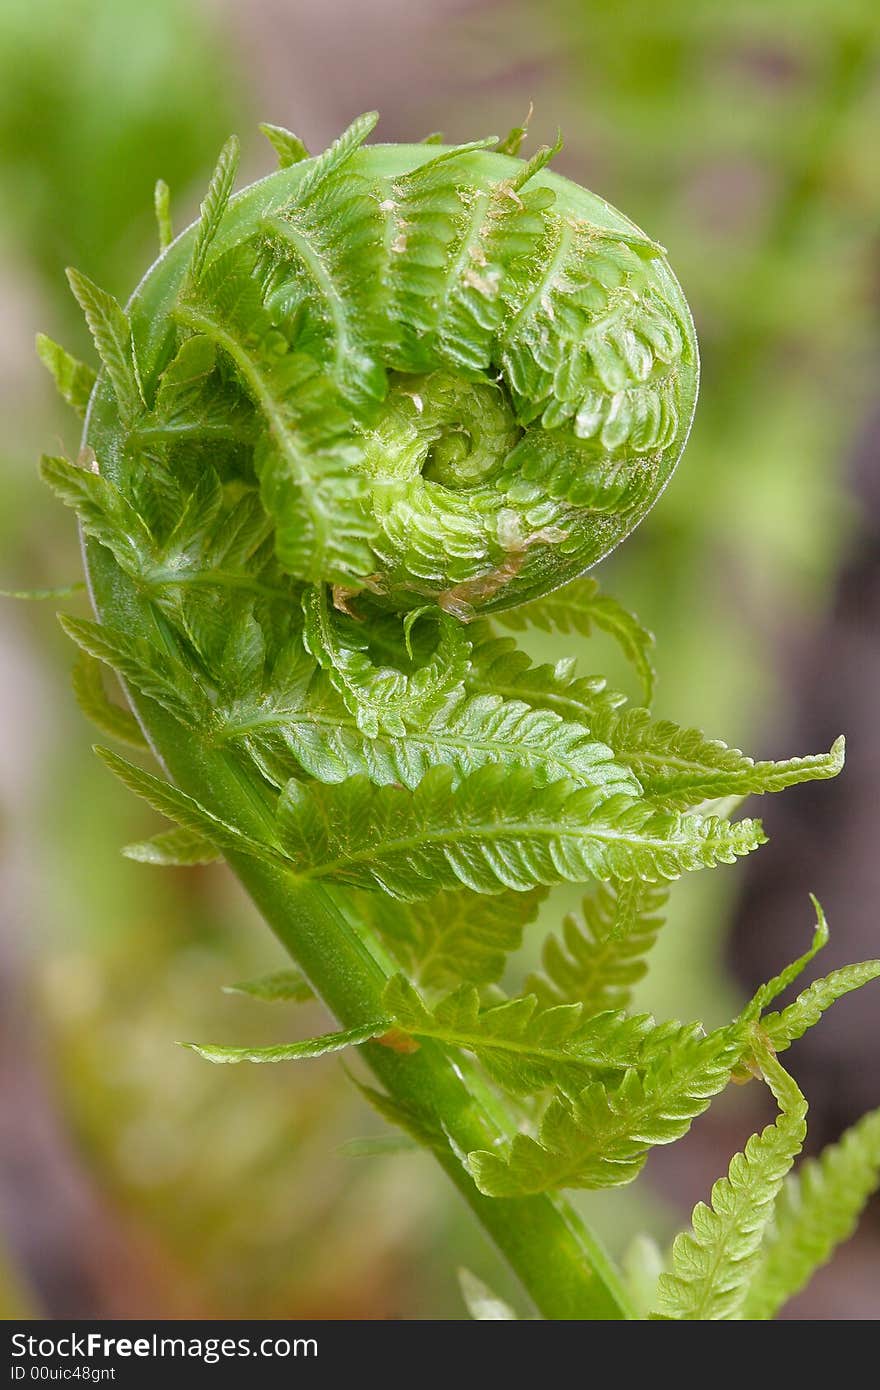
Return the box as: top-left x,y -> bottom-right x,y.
763,960 -> 880,1052
470,632 -> 845,809
272,766 -> 765,899
527,879 -> 669,1012
360,886 -> 546,990
468,1023 -> 742,1195
655,1044 -> 807,1320
259,122 -> 310,168
496,577 -> 656,703
36,333 -> 96,417
224,969 -> 315,1004
184,1018 -> 390,1065
70,653 -> 146,748
383,973 -> 660,1093
188,135 -> 240,284
34,112 -> 874,1322
65,270 -> 142,422
743,1107 -> 880,1320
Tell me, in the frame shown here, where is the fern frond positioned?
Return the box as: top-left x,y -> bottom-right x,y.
71,654 -> 146,748
41,455 -> 154,578
65,270 -> 142,422
259,122 -> 310,167
494,579 -> 655,702
174,292 -> 376,586
469,1024 -> 742,1195
301,587 -> 470,737
360,886 -> 546,990
223,969 -> 314,1003
35,334 -> 96,417
241,655 -> 642,796
123,827 -> 222,866
60,614 -> 206,726
183,1018 -> 390,1065
96,746 -> 276,865
272,765 -> 765,901
655,1045 -> 807,1320
745,895 -> 829,1016
470,633 -> 845,809
585,706 -> 845,810
189,135 -> 240,283
763,960 -> 880,1052
384,974 -> 658,1094
287,112 -> 378,207
743,1107 -> 880,1320
526,879 -> 668,1012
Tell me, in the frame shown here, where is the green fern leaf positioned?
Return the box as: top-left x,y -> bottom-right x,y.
301,587 -> 471,738
174,299 -> 375,587
189,135 -> 240,283
154,178 -> 173,252
60,614 -> 205,726
743,1107 -> 880,1320
744,895 -> 829,1016
287,112 -> 378,207
123,827 -> 222,866
272,765 -> 765,901
35,334 -> 96,418
182,1018 -> 389,1065
41,455 -> 153,578
359,885 -> 546,990
468,1024 -> 742,1196
96,746 -> 276,865
65,270 -> 142,422
654,1045 -> 807,1320
585,707 -> 845,810
494,578 -> 655,703
244,637 -> 642,794
763,960 -> 880,1052
71,653 -> 146,748
526,879 -> 668,1012
259,122 -> 310,167
384,974 -> 658,1093
223,969 -> 314,1003
470,633 -> 845,810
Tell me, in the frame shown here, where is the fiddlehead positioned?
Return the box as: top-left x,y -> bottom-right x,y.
38,114 -> 866,1322
80,113 -> 697,611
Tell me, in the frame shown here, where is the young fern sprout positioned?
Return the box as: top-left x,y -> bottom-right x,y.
34,112 -> 880,1320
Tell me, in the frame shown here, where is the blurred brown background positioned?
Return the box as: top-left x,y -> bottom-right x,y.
1,0 -> 878,1320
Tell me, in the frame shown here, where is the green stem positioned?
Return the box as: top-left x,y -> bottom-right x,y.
84,540 -> 635,1321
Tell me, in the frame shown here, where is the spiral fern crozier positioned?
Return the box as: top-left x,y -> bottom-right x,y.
39,115 -> 864,1321
89,113 -> 696,616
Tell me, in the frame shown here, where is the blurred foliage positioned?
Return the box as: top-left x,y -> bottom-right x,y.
1,0 -> 877,1319
0,0 -> 237,312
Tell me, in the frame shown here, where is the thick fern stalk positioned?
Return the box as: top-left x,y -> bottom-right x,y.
38,114 -> 867,1321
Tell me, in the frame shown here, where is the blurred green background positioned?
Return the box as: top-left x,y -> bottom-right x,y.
1,0 -> 878,1320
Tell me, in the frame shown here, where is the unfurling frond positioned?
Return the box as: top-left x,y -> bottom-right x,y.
39,110 -> 871,1322
743,1107 -> 880,1320
655,1045 -> 807,1320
